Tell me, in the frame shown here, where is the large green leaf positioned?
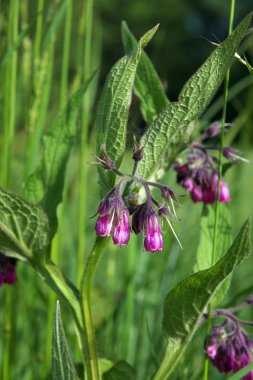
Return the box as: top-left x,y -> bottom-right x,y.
137,13 -> 252,180
121,21 -> 169,123
153,219 -> 251,380
0,187 -> 49,259
25,71 -> 96,238
96,25 -> 159,191
52,301 -> 78,380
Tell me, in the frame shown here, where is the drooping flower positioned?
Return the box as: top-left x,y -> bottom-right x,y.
93,144 -> 182,252
113,208 -> 130,246
143,211 -> 163,252
173,121 -> 248,205
132,204 -> 163,252
0,253 -> 17,286
205,322 -> 253,379
95,189 -> 131,246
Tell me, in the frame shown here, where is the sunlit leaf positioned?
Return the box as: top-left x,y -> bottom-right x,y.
96,25 -> 159,192
121,21 -> 169,123
137,13 -> 252,180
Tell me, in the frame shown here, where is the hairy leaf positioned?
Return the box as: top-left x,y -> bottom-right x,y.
96,25 -> 159,191
121,21 -> 169,123
154,219 -> 251,380
0,187 -> 49,259
137,13 -> 252,180
25,71 -> 96,238
52,301 -> 78,380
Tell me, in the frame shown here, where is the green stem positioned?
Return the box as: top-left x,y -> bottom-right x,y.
203,1 -> 235,379
45,2 -> 72,370
2,2 -> 19,379
34,0 -> 44,64
80,237 -> 109,380
77,0 -> 94,285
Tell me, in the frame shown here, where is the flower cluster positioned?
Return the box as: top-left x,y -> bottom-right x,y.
204,299 -> 253,379
94,146 -> 181,252
0,252 -> 17,286
173,121 -> 247,204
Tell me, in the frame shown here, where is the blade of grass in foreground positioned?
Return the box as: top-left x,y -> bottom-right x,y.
1,1 -> 19,379
45,0 -> 73,373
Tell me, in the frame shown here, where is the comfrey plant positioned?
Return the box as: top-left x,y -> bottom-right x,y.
173,121 -> 247,204
0,10 -> 252,380
204,297 -> 253,379
94,145 -> 181,252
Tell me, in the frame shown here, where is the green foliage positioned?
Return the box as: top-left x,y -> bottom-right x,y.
195,204 -> 232,306
103,360 -> 135,380
121,21 -> 169,123
52,301 -> 78,380
96,25 -> 159,191
154,219 -> 251,380
25,72 -> 96,238
137,13 -> 252,180
0,187 -> 49,260
195,204 -> 232,271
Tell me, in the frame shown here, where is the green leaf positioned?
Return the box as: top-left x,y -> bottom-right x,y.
195,204 -> 232,307
103,360 -> 135,380
52,301 -> 78,380
153,219 -> 251,380
0,187 -> 49,259
121,21 -> 169,123
24,71 -> 97,238
137,13 -> 252,180
96,25 -> 159,191
195,204 -> 232,271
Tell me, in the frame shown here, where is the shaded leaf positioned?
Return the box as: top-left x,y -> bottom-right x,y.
52,301 -> 78,380
96,25 -> 159,192
153,219 -> 251,380
25,71 -> 97,238
194,204 -> 232,306
137,13 -> 252,180
103,360 -> 135,380
0,187 -> 49,259
121,21 -> 169,123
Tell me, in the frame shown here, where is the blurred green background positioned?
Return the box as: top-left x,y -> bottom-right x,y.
0,0 -> 253,379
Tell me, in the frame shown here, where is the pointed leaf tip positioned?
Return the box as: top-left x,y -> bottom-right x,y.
140,24 -> 159,48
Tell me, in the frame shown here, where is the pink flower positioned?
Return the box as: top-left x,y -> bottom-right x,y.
113,209 -> 130,246
219,181 -> 231,202
95,214 -> 113,237
144,212 -> 163,252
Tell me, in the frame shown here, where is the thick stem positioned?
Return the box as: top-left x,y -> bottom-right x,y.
80,236 -> 109,380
